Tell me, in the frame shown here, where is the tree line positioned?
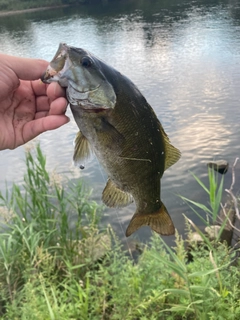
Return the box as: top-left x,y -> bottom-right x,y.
0,0 -> 118,13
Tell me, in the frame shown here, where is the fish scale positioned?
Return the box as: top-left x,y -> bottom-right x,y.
42,43 -> 181,237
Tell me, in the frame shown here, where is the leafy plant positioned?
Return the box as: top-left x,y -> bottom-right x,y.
0,145 -> 102,315
180,168 -> 224,226
0,146 -> 239,319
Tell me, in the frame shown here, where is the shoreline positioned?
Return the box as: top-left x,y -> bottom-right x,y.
0,5 -> 70,17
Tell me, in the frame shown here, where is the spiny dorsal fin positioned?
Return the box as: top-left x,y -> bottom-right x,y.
125,201 -> 175,237
73,131 -> 93,164
102,179 -> 133,208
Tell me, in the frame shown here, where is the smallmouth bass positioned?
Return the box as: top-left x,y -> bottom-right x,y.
42,43 -> 181,237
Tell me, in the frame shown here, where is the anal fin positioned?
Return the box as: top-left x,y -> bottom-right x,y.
125,202 -> 175,237
102,179 -> 133,208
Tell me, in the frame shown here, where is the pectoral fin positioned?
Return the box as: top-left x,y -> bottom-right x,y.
102,179 -> 133,208
97,118 -> 125,150
125,202 -> 175,237
73,131 -> 93,164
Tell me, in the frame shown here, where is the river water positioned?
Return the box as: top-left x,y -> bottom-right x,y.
0,0 -> 240,243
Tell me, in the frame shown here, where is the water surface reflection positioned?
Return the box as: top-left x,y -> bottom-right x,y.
0,0 -> 240,243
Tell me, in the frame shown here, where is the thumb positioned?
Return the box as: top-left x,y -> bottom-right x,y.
3,54 -> 48,81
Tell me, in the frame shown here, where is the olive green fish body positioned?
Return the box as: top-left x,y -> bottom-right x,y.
72,73 -> 164,209
42,43 -> 181,237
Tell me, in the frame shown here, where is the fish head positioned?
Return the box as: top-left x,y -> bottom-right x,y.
42,43 -> 116,111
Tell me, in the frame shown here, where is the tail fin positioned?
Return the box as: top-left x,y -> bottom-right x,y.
125,202 -> 175,237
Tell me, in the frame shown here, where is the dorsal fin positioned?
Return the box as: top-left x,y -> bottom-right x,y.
164,140 -> 181,171
158,124 -> 181,171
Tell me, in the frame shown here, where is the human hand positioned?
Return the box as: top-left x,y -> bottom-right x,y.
0,54 -> 69,150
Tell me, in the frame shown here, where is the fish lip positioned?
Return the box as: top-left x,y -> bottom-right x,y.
41,71 -> 51,83
41,65 -> 59,83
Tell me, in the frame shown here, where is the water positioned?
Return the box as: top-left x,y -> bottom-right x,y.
0,0 -> 240,243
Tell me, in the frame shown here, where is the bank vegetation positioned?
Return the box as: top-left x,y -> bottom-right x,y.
0,145 -> 239,319
0,0 -> 115,13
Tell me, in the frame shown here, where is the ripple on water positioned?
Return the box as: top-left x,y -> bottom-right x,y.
0,0 -> 240,243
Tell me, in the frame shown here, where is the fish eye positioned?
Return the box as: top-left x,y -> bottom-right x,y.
81,56 -> 92,68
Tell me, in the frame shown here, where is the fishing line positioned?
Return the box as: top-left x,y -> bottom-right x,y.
96,159 -> 134,260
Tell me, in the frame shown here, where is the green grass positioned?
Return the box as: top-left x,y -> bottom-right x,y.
0,145 -> 239,319
180,168 -> 224,225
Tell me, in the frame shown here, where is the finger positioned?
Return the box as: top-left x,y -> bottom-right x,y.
3,54 -> 48,81
31,79 -> 48,96
48,97 -> 68,116
31,80 -> 67,98
23,115 -> 70,143
34,111 -> 48,119
35,96 -> 51,112
35,97 -> 68,115
47,82 -> 66,101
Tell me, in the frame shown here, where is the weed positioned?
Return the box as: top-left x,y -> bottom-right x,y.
0,146 -> 240,319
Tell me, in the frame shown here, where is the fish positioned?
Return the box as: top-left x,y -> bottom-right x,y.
42,43 -> 181,237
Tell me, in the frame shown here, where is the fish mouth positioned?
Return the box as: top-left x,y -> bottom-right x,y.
42,69 -> 100,95
41,67 -> 56,83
